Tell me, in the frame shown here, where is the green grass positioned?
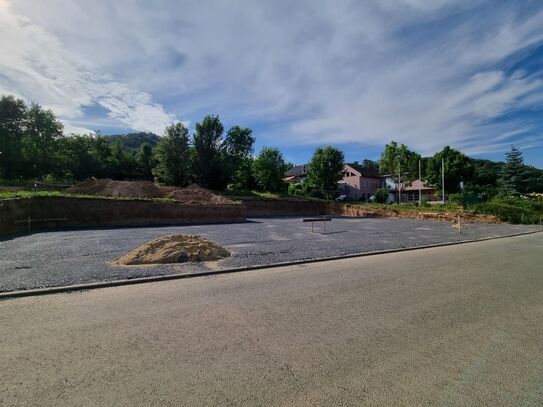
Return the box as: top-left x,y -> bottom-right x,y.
339,201 -> 464,213
0,190 -> 176,203
219,189 -> 324,201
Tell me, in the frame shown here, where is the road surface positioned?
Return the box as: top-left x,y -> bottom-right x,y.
1,233 -> 542,406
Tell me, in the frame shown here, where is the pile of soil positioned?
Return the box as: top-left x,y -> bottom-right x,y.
112,234 -> 231,265
65,179 -> 163,198
65,179 -> 233,204
164,184 -> 233,204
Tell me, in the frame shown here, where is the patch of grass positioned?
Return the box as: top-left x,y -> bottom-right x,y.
339,201 -> 464,213
0,190 -> 176,203
220,189 -> 324,201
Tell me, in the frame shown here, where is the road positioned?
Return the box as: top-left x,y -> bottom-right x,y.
1,233 -> 542,406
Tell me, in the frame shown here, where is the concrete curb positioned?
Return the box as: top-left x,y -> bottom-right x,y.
1,229 -> 542,300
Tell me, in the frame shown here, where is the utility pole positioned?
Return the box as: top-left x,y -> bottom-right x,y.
398,164 -> 401,204
441,158 -> 445,203
418,159 -> 422,206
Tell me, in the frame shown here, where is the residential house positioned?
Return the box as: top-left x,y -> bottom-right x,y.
383,177 -> 437,203
284,163 -> 381,199
338,164 -> 381,200
284,164 -> 309,184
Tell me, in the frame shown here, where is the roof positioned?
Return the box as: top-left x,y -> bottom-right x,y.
403,179 -> 434,191
345,163 -> 381,179
285,164 -> 309,177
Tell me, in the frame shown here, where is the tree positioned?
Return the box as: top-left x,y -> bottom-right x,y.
137,143 -> 154,180
253,147 -> 287,192
379,141 -> 421,203
0,95 -> 26,179
22,103 -> 64,178
426,146 -> 472,194
361,159 -> 379,172
193,115 -> 224,188
306,146 -> 345,199
153,123 -> 191,186
222,126 -> 255,188
498,146 -> 527,196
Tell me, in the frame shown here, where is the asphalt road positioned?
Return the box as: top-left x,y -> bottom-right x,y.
1,217 -> 540,292
1,233 -> 542,406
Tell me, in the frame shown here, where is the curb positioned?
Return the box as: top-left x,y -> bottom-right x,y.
1,229 -> 542,300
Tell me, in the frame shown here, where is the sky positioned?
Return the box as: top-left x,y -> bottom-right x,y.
1,0 -> 543,168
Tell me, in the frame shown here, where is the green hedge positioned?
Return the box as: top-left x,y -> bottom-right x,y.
474,200 -> 542,224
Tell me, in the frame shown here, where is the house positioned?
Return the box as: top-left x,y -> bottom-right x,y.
383,177 -> 437,203
338,164 -> 381,200
284,164 -> 309,184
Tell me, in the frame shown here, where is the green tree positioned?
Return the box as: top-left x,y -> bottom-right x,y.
498,146 -> 527,196
0,95 -> 26,179
153,123 -> 191,186
193,115 -> 224,188
137,143 -> 154,180
361,159 -> 379,172
426,146 -> 472,194
253,147 -> 287,192
306,146 -> 345,199
379,141 -> 421,202
222,126 -> 255,188
22,103 -> 64,178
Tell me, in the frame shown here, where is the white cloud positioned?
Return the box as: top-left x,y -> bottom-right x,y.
1,0 -> 543,158
0,0 -> 176,134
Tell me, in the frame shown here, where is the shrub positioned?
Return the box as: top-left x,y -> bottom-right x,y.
288,182 -> 305,197
373,188 -> 390,204
474,199 -> 542,224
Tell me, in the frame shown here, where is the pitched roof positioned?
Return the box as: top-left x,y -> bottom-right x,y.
345,163 -> 381,179
285,164 -> 309,177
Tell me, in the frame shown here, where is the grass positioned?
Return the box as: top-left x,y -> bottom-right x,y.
338,201 -> 464,213
219,189 -> 325,201
0,190 -> 176,203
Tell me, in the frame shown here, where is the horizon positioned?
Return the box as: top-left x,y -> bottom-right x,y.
2,1 -> 543,167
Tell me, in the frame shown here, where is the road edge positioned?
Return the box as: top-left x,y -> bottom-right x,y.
1,229 -> 542,300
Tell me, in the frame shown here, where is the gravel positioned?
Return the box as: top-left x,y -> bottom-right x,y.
1,217 -> 541,292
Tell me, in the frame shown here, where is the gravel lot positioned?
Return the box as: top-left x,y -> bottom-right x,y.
1,217 -> 541,292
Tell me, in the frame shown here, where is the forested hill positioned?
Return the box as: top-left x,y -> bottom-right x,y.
107,132 -> 160,150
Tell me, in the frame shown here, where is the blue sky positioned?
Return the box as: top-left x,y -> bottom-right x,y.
1,0 -> 543,168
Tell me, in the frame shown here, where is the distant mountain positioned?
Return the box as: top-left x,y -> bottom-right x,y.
107,132 -> 161,150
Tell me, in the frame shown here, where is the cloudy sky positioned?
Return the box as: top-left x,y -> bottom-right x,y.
1,0 -> 543,167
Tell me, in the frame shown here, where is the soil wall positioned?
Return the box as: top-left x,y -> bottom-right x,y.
241,198 -> 329,217
0,197 -> 246,235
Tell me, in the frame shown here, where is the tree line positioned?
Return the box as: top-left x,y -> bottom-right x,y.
1,94 -> 542,198
0,95 -> 293,192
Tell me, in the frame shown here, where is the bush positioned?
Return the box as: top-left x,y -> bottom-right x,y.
474,199 -> 542,224
373,188 -> 390,204
288,182 -> 305,197
420,197 -> 429,207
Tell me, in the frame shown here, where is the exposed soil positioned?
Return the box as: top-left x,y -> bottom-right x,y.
163,184 -> 233,204
112,234 -> 231,266
65,179 -> 233,204
65,179 -> 164,198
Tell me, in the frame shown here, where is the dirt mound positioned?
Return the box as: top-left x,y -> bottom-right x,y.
112,234 -> 230,265
65,179 -> 163,198
65,179 -> 233,204
164,184 -> 233,204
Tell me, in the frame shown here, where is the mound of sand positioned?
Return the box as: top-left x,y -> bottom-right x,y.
112,234 -> 230,265
65,179 -> 233,204
65,179 -> 163,198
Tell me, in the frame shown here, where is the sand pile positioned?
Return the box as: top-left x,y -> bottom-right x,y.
112,234 -> 230,265
163,184 -> 233,204
65,179 -> 163,198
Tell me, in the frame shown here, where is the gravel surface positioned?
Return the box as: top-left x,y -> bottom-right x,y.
1,217 -> 541,292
